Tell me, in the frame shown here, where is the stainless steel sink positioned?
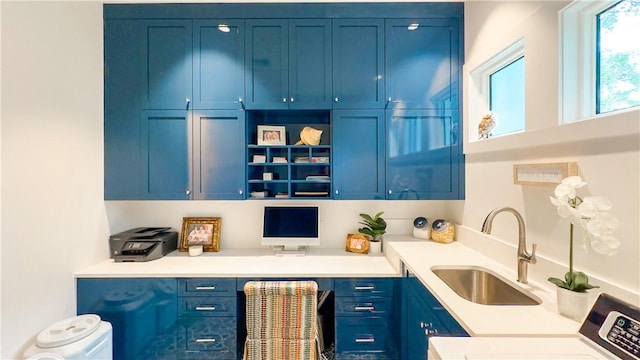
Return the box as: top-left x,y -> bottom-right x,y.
431,266 -> 542,306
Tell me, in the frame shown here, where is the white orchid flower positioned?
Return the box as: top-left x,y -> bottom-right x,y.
586,213 -> 620,236
588,234 -> 621,255
561,176 -> 587,189
578,196 -> 613,217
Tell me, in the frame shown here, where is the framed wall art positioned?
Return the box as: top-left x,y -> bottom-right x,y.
180,217 -> 221,252
257,125 -> 286,146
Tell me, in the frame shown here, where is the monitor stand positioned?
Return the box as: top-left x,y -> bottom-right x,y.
272,245 -> 307,257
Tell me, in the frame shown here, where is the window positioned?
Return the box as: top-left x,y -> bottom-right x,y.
469,38 -> 525,141
596,0 -> 640,114
489,57 -> 525,137
560,0 -> 640,123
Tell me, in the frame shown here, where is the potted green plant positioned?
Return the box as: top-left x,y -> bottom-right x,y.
548,176 -> 620,321
358,212 -> 387,255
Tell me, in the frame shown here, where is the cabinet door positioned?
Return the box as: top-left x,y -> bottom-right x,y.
289,19 -> 332,109
333,19 -> 385,109
194,20 -> 245,110
385,18 -> 460,110
77,278 -> 178,360
192,110 -> 246,199
105,19 -> 144,200
245,19 -> 289,109
141,110 -> 190,200
385,109 -> 463,200
142,20 -> 193,110
333,110 -> 385,199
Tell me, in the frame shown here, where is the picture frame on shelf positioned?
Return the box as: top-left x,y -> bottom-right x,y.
257,125 -> 286,146
180,217 -> 221,252
345,233 -> 370,254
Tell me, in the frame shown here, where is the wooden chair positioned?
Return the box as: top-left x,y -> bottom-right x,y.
243,280 -> 319,360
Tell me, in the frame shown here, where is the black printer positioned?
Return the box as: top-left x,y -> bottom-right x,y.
110,227 -> 178,262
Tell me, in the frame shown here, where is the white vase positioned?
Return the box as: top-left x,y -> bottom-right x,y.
369,241 -> 382,255
188,245 -> 203,257
556,286 -> 590,322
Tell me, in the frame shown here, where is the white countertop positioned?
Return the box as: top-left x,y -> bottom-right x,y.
75,236 -> 580,337
75,248 -> 398,278
386,237 -> 580,336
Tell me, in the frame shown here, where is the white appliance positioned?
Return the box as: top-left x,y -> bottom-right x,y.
429,293 -> 640,360
23,314 -> 112,360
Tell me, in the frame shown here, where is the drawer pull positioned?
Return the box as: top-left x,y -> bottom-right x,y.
195,286 -> 216,290
355,337 -> 376,343
354,285 -> 375,291
196,338 -> 216,343
195,306 -> 216,311
354,305 -> 375,311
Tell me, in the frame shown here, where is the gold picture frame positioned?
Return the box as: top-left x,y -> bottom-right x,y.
180,217 -> 221,252
345,233 -> 370,254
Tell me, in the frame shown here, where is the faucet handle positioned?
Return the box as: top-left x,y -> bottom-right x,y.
529,243 -> 538,264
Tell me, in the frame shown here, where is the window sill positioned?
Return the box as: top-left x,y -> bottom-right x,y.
464,107 -> 639,155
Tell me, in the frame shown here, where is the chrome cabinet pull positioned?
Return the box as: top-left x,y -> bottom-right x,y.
195,306 -> 216,311
195,286 -> 216,290
355,337 -> 375,343
354,305 -> 375,311
290,97 -> 294,103
196,338 -> 216,343
354,285 -> 375,291
282,98 -> 287,103
186,189 -> 191,195
334,97 -> 339,102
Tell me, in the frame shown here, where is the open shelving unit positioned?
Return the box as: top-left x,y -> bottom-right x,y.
246,110 -> 332,199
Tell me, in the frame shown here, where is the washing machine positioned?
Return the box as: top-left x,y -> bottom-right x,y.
23,314 -> 112,360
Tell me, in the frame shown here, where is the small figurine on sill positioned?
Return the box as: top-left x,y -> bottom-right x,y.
478,112 -> 497,140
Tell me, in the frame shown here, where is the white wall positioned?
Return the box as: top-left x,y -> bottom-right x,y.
1,2 -> 108,358
457,1 -> 640,303
1,1 -> 638,358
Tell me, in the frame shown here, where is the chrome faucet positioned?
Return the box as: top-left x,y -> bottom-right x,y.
481,207 -> 537,284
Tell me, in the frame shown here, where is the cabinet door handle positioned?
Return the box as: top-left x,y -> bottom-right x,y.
388,189 -> 393,195
238,189 -> 244,195
335,189 -> 339,195
354,305 -> 375,311
195,286 -> 216,290
354,285 -> 375,291
282,98 -> 287,103
419,321 -> 433,329
425,328 -> 438,337
238,97 -> 243,103
334,97 -> 339,102
355,337 -> 376,343
290,97 -> 294,103
195,338 -> 216,343
195,306 -> 216,311
186,189 -> 191,195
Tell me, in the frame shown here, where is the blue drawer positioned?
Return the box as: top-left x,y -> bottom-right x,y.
178,278 -> 236,297
335,278 -> 394,297
179,296 -> 237,317
335,317 -> 390,353
178,317 -> 237,359
335,297 -> 393,317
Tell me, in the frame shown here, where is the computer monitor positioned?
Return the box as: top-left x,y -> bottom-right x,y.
261,205 -> 319,255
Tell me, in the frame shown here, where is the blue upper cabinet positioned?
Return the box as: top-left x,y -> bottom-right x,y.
332,110 -> 385,200
386,109 -> 463,200
193,20 -> 245,110
142,20 -> 193,110
140,110 -> 190,200
332,19 -> 385,109
192,110 -> 246,199
385,18 -> 460,110
245,19 -> 332,110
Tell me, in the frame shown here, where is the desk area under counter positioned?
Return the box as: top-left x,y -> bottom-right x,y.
75,249 -> 404,360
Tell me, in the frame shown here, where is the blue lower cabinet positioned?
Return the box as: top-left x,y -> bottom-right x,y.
334,278 -> 399,359
401,277 -> 468,359
76,278 -> 179,360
